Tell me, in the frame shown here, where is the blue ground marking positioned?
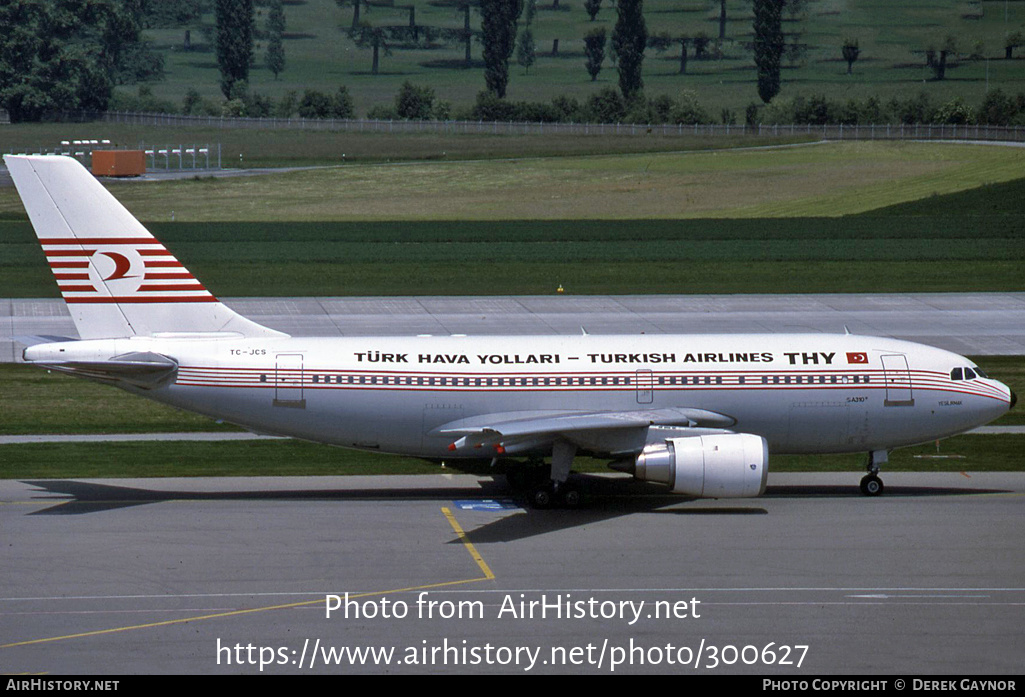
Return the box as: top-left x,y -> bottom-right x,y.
452,499 -> 520,511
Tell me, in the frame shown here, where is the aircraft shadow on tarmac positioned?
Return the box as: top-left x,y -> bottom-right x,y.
19,476 -> 1009,542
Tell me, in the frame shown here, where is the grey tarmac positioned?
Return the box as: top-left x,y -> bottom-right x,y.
1,473 -> 1022,674
4,292 -> 1025,362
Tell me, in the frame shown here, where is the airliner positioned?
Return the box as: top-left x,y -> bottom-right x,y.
6,155 -> 1016,507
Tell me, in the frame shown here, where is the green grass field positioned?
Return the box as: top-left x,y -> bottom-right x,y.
2,141 -> 1022,297
5,142 -> 1020,222
133,0 -> 1025,116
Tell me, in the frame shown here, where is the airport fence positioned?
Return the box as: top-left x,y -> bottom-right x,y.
3,141 -> 221,171
90,110 -> 1025,143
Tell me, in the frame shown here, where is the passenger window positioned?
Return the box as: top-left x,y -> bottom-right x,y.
950,368 -> 963,381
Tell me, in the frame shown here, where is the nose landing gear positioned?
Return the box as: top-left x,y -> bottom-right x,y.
860,450 -> 888,496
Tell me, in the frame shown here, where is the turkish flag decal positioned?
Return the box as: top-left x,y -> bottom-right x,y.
846,352 -> 869,364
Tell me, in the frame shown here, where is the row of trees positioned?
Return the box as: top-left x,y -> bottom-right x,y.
4,1 -> 1024,123
132,77 -> 1025,129
467,88 -> 1025,127
758,90 -> 1025,127
0,0 -> 163,122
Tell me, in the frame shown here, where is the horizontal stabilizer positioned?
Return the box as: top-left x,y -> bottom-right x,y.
36,351 -> 178,389
15,335 -> 77,347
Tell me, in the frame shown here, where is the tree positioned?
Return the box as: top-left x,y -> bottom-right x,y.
935,96 -> 973,124
267,0 -> 286,34
276,90 -> 298,117
182,87 -> 203,115
924,35 -> 958,81
584,27 -> 607,81
456,3 -> 476,67
517,27 -> 536,74
266,33 -> 285,79
0,1 -> 138,121
334,86 -> 356,118
585,0 -> 602,21
335,0 -> 367,31
752,0 -> 784,103
97,1 -> 165,85
586,86 -> 626,122
480,0 -> 524,97
842,37 -> 859,75
524,0 -> 537,25
297,89 -> 333,117
1005,31 -> 1023,59
693,32 -> 710,59
649,31 -> 690,75
978,89 -> 1017,125
350,20 -> 391,75
215,0 -> 253,98
265,0 -> 286,79
142,0 -> 205,27
395,81 -> 435,119
611,0 -> 647,100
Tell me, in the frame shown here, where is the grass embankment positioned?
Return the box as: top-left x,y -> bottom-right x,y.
4,141 -> 1020,221
0,364 -> 240,436
2,142 -> 1023,297
4,216 -> 1023,296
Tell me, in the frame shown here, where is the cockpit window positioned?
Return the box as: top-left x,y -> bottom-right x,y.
974,367 -> 988,378
964,367 -> 976,380
950,368 -> 963,381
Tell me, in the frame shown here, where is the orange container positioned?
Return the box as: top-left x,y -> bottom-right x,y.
91,150 -> 146,177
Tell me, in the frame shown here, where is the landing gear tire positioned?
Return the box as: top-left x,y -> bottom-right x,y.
559,484 -> 583,509
860,474 -> 884,497
531,485 -> 555,509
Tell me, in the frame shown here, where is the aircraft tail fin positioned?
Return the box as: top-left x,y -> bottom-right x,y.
5,155 -> 285,340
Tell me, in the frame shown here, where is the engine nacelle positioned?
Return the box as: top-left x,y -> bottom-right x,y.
633,433 -> 768,498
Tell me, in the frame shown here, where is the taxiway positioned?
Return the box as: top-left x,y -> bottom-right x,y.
4,292 -> 1025,362
1,473 -> 1022,674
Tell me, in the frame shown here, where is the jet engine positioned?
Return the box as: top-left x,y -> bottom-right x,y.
619,433 -> 768,498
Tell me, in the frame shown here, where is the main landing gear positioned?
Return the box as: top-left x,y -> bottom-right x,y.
859,450 -> 887,496
528,481 -> 582,509
505,441 -> 583,509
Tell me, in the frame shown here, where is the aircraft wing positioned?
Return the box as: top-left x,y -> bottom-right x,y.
435,407 -> 736,454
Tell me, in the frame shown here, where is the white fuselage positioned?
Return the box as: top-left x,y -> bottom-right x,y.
27,332 -> 1013,459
